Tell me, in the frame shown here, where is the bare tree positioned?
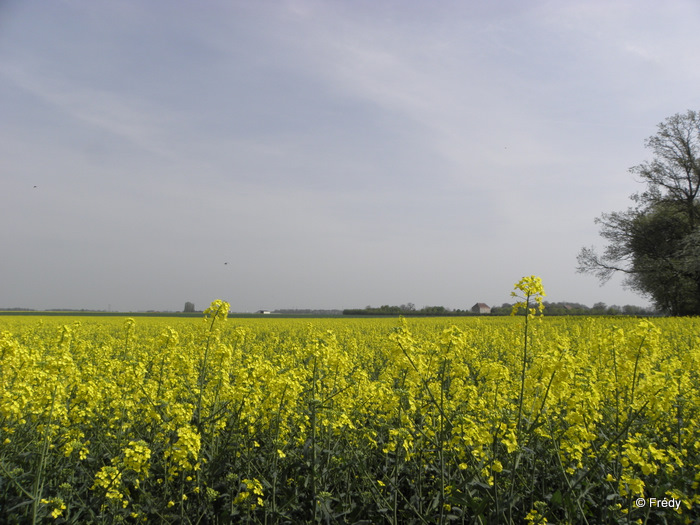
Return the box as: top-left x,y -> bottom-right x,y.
578,110 -> 700,315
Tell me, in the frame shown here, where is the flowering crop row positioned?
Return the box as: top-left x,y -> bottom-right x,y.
1,303 -> 699,523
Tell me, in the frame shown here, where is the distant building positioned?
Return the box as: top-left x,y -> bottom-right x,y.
256,310 -> 271,315
471,303 -> 491,314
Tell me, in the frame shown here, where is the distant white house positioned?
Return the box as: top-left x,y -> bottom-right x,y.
256,310 -> 271,315
471,303 -> 491,314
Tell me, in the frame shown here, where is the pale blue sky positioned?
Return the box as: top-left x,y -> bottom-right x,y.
2,0 -> 699,311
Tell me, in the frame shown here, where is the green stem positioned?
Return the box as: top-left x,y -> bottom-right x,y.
510,292 -> 531,524
195,307 -> 223,427
516,292 -> 531,438
271,385 -> 287,518
438,357 -> 447,525
628,335 -> 646,415
32,383 -> 58,525
311,356 -> 318,523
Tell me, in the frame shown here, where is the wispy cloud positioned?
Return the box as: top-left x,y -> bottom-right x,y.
1,63 -> 178,159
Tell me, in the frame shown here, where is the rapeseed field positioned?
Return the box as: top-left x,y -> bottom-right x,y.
1,290 -> 699,523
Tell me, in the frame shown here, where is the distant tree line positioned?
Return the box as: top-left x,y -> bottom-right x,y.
343,302 -> 657,316
343,304 -> 470,316
490,301 -> 658,316
272,309 -> 344,315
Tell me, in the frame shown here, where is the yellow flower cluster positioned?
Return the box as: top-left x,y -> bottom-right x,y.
164,425 -> 201,478
511,275 -> 546,317
40,497 -> 66,519
234,478 -> 264,509
92,465 -> 123,500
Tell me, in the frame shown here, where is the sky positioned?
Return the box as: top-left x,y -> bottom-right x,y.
1,0 -> 699,312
